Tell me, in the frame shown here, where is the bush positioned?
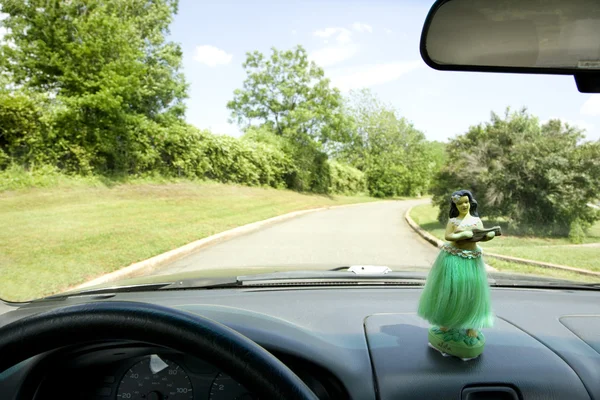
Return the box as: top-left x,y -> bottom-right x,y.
160,124 -> 211,178
0,94 -> 365,196
431,108 -> 600,236
159,126 -> 294,189
0,91 -> 174,176
329,161 -> 366,195
365,164 -> 409,198
244,126 -> 365,195
568,219 -> 586,244
244,127 -> 326,193
0,91 -> 53,170
201,132 -> 293,188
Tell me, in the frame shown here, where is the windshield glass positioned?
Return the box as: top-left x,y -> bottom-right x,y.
1,0 -> 599,302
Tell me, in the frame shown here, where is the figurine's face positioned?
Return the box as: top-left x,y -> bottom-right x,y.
456,196 -> 470,214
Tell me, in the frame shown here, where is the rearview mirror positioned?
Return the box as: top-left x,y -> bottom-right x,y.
420,0 -> 600,92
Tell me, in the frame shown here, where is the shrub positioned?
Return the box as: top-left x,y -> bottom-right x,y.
431,109 -> 600,236
329,161 -> 366,195
0,91 -> 53,169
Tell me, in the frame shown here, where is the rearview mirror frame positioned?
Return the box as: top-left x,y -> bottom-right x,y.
419,0 -> 600,93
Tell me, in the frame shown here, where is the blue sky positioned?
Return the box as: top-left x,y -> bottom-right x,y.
169,0 -> 599,142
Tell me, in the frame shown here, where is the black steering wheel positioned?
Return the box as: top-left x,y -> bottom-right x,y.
0,301 -> 318,400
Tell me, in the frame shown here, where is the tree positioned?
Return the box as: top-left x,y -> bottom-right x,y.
425,141 -> 447,183
0,0 -> 187,173
336,89 -> 434,197
227,45 -> 351,146
227,46 -> 355,193
431,108 -> 600,237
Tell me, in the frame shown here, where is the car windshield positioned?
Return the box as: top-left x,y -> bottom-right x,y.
0,0 -> 599,302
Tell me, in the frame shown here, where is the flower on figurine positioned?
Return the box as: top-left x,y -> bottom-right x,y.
451,194 -> 461,204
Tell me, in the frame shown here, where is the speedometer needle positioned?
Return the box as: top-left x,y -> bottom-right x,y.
149,354 -> 169,374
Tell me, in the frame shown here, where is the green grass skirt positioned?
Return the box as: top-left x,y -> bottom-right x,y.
417,245 -> 494,329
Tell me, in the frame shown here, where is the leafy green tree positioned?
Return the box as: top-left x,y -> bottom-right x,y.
0,0 -> 187,173
228,46 -> 354,193
432,108 -> 600,237
227,45 -> 351,146
425,140 -> 447,186
337,89 -> 434,197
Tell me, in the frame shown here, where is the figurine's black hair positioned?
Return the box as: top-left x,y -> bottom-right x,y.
449,189 -> 479,218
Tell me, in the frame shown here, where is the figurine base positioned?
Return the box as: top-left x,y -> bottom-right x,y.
427,326 -> 485,361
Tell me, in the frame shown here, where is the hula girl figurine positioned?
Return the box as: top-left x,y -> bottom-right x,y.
417,190 -> 500,360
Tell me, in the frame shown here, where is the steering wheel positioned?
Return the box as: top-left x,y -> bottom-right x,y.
0,301 -> 318,400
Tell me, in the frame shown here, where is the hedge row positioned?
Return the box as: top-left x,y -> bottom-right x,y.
162,127 -> 366,195
0,100 -> 366,195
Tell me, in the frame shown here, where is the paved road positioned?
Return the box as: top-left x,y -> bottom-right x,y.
156,199 -> 438,275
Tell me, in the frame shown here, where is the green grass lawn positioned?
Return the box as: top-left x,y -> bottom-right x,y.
487,259 -> 599,284
0,180 -> 376,301
409,203 -> 600,275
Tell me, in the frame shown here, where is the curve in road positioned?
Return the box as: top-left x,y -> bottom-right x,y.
155,199 -> 438,275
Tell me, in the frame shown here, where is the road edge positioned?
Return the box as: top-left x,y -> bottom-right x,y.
403,206 -> 497,272
405,206 -> 600,278
73,202 -> 373,290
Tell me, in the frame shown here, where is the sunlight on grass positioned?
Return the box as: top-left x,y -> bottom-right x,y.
488,246 -> 600,271
0,181 -> 376,301
407,202 -> 446,240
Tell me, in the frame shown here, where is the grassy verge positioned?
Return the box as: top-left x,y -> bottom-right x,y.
0,180 -> 376,301
487,259 -> 598,283
409,203 -> 600,277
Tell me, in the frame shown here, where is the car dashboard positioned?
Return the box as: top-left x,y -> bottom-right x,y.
0,286 -> 599,400
19,344 -> 343,400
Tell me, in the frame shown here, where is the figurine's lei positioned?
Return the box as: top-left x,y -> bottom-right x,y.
441,244 -> 482,259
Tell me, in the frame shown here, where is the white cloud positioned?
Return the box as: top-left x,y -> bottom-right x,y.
193,45 -> 232,67
291,30 -> 297,35
328,61 -> 422,91
385,29 -> 393,35
314,27 -> 342,38
336,30 -> 352,44
311,26 -> 360,67
310,45 -> 358,67
352,22 -> 373,33
313,27 -> 352,44
310,23 -> 378,68
581,94 -> 600,116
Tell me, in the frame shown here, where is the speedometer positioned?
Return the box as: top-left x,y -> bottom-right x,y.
209,372 -> 256,400
116,355 -> 193,400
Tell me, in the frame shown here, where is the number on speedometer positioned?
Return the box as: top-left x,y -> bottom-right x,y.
209,372 -> 256,400
117,356 -> 193,400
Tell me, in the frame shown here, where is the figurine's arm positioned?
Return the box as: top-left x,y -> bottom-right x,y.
477,218 -> 495,241
445,221 -> 473,241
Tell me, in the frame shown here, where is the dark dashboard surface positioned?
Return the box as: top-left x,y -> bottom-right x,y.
21,344 -> 343,400
0,286 -> 599,400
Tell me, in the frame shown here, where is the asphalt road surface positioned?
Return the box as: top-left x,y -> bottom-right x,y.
156,199 -> 438,275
